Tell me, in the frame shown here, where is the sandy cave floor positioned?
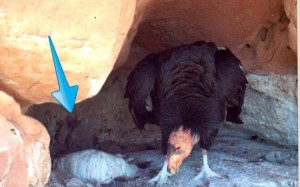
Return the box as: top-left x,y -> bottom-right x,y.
46,135 -> 297,187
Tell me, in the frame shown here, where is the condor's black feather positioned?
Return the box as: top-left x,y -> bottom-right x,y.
215,47 -> 248,124
124,53 -> 158,129
124,41 -> 247,154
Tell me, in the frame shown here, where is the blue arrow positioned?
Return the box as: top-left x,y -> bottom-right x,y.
48,36 -> 78,113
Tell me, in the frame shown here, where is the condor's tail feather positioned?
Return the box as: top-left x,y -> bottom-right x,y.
124,53 -> 158,129
215,47 -> 248,124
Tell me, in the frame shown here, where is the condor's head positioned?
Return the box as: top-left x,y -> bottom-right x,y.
167,126 -> 199,175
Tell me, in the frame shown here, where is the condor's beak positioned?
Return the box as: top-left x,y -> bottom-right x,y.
168,165 -> 179,175
167,155 -> 182,175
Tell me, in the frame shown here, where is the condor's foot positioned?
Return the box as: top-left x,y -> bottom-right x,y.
149,160 -> 172,186
194,149 -> 228,182
194,164 -> 228,181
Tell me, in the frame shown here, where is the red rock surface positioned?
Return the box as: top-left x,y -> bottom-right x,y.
0,1 -> 136,108
0,91 -> 50,186
0,1 -> 297,109
283,0 -> 297,54
123,0 -> 297,75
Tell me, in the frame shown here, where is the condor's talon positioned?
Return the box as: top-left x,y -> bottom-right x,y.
149,175 -> 169,186
149,161 -> 171,186
194,165 -> 227,181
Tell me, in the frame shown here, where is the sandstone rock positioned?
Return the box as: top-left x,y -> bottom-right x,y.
0,110 -> 26,187
283,0 -> 297,54
0,91 -> 51,186
0,1 -> 136,108
1,0 -> 296,110
130,0 -> 296,74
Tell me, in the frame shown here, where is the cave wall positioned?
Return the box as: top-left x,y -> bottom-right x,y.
0,1 -> 296,109
121,0 -> 297,74
26,70 -> 161,157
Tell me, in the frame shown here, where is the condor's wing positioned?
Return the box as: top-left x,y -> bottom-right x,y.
215,47 -> 248,124
124,53 -> 158,129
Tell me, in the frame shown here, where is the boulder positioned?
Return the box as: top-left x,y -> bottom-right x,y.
283,0 -> 297,54
0,1 -> 136,108
227,74 -> 298,147
0,91 -> 51,186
